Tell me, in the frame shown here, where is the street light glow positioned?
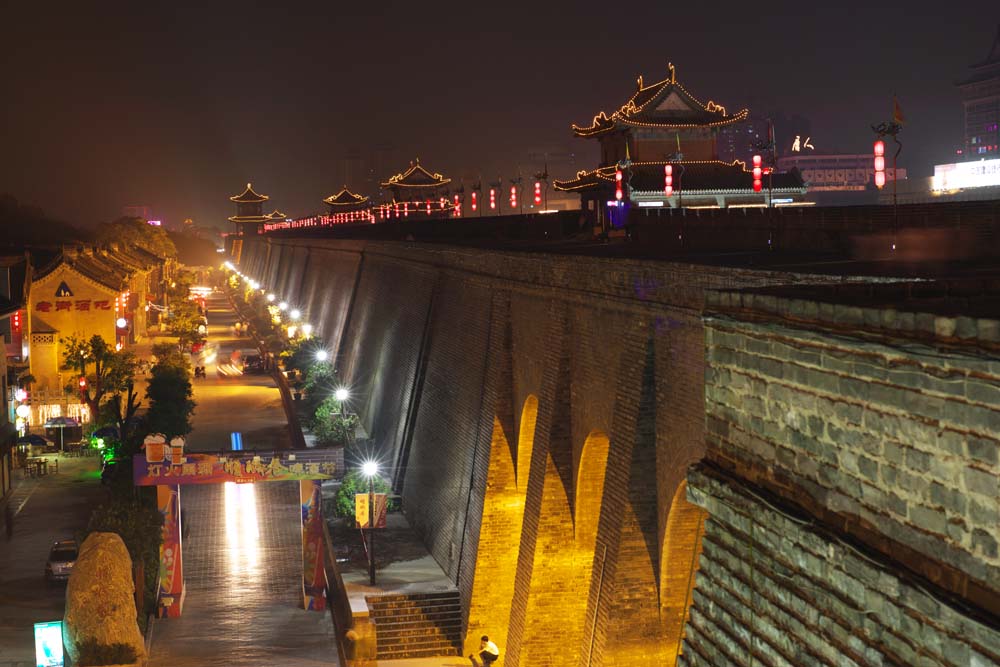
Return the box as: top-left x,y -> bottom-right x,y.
278,302 -> 288,311
315,349 -> 328,362
335,387 -> 349,402
302,323 -> 313,337
362,460 -> 378,477
267,294 -> 275,302
290,309 -> 301,320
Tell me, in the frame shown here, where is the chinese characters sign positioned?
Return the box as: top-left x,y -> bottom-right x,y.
133,452 -> 336,486
36,299 -> 111,313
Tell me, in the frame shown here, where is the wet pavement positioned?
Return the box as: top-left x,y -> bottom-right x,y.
147,294 -> 338,666
0,455 -> 104,667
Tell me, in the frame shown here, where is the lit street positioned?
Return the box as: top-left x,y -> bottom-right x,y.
146,294 -> 337,666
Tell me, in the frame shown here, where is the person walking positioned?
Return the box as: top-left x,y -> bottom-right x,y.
470,635 -> 499,667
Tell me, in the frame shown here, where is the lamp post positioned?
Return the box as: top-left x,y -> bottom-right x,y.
362,460 -> 378,585
871,121 -> 903,249
335,387 -> 349,418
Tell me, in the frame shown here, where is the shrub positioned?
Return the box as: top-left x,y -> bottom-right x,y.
333,469 -> 391,519
312,397 -> 358,446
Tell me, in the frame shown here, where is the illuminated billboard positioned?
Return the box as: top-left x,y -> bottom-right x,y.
932,158 -> 1000,191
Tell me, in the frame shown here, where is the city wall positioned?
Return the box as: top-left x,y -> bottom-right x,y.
238,236 -> 999,666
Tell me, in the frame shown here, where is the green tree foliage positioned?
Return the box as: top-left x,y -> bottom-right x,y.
60,334 -> 141,424
166,297 -> 205,351
145,359 -> 195,439
333,469 -> 391,519
281,338 -> 326,374
96,216 -> 176,259
302,361 -> 337,421
312,396 -> 359,446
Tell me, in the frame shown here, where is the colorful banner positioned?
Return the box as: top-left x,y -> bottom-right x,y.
157,485 -> 185,618
133,452 -> 336,486
355,493 -> 388,529
300,480 -> 326,611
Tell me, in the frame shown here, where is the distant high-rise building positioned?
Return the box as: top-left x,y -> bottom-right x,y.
958,25 -> 1000,159
123,205 -> 152,220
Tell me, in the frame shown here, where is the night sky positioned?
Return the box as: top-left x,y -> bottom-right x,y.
2,1 -> 997,229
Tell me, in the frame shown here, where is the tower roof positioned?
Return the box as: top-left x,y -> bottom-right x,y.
265,210 -> 287,220
380,160 -> 452,189
553,160 -> 804,193
230,183 -> 270,203
571,64 -> 748,138
973,24 -> 1000,67
323,187 -> 370,206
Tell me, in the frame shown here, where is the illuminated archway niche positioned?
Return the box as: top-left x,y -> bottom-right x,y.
521,430 -> 609,667
465,396 -> 539,657
660,480 -> 709,665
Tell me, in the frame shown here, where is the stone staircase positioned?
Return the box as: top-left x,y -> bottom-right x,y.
368,591 -> 463,659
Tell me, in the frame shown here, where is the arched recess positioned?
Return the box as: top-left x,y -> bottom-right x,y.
660,479 -> 709,665
521,430 -> 609,667
516,395 -> 538,491
465,396 -> 539,657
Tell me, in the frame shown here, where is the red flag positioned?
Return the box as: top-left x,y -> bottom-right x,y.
893,95 -> 906,125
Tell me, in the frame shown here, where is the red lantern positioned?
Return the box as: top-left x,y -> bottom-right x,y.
471,191 -> 478,211
427,200 -> 432,215
534,181 -> 542,205
489,188 -> 496,210
752,154 -> 763,193
510,185 -> 517,209
873,140 -> 886,189
403,202 -> 409,217
78,376 -> 88,391
664,164 -> 673,197
615,169 -> 623,201
454,194 -> 461,217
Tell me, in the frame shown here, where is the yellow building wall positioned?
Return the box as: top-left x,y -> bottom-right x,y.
29,265 -> 119,393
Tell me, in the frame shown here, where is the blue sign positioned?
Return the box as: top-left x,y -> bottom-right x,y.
230,432 -> 243,451
33,621 -> 64,667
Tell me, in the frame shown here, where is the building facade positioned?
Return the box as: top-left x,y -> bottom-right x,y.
777,153 -> 905,192
958,25 -> 1000,158
555,64 -> 807,229
379,161 -> 457,219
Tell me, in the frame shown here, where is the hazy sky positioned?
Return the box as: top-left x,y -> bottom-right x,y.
2,1 -> 997,227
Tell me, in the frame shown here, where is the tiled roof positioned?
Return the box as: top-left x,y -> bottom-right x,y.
265,210 -> 288,220
572,66 -> 748,137
554,161 -> 805,193
230,183 -> 270,203
380,161 -> 451,189
323,188 -> 370,206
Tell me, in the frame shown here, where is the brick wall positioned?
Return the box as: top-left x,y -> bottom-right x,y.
236,236 -> 885,667
681,464 -> 1000,667
704,289 -> 1000,611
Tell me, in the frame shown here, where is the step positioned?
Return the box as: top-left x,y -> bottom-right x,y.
378,642 -> 460,659
370,604 -> 462,619
377,623 -> 462,640
368,591 -> 459,606
374,616 -> 463,631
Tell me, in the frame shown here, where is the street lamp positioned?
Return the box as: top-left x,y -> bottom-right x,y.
315,349 -> 329,362
362,460 -> 378,585
266,293 -> 276,302
278,302 -> 289,312
290,309 -> 301,321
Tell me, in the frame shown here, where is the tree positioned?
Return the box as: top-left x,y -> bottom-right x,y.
302,361 -> 338,422
145,359 -> 195,439
61,334 -> 141,421
96,217 -> 176,259
166,297 -> 204,351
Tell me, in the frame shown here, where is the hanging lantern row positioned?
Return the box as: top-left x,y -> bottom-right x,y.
534,181 -> 542,205
664,165 -> 673,197
752,155 -> 763,193
615,169 -> 623,201
510,186 -> 518,209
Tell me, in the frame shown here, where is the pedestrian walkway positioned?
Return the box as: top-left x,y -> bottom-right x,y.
0,455 -> 103,667
147,293 -> 337,666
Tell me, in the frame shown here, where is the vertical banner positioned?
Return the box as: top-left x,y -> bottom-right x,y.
300,480 -> 326,611
354,493 -> 387,529
157,484 -> 185,618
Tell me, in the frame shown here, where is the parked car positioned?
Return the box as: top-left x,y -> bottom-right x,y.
45,540 -> 78,583
242,354 -> 265,374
